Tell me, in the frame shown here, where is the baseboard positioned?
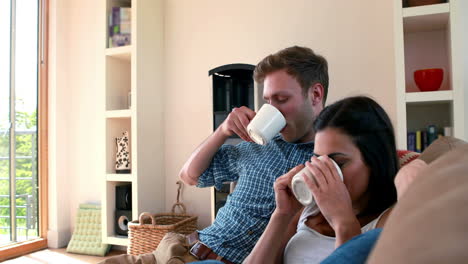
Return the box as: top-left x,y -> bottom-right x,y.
47,228 -> 71,248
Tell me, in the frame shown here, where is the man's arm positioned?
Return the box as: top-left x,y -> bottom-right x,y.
372,159 -> 428,228
179,128 -> 229,185
179,106 -> 255,186
394,159 -> 428,200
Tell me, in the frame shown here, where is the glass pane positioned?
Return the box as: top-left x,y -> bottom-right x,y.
0,0 -> 12,246
14,0 -> 39,242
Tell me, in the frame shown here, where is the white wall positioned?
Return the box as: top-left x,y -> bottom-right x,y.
49,0 -> 402,242
163,0 -> 397,228
48,0 -> 104,247
66,0 -> 105,228
48,0 -> 468,246
48,0 -> 71,248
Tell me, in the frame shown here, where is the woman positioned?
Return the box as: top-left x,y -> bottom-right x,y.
245,96 -> 399,264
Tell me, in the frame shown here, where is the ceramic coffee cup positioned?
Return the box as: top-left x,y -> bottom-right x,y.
247,104 -> 286,145
292,156 -> 344,207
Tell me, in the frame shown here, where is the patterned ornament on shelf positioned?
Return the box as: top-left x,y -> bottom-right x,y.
115,131 -> 131,174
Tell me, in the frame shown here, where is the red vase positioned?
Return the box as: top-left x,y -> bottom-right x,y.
414,68 -> 443,92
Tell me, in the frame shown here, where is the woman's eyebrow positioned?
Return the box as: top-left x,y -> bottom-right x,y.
313,152 -> 348,158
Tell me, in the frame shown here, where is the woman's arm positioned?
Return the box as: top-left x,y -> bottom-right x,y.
244,210 -> 301,264
303,156 -> 361,248
244,165 -> 305,264
334,219 -> 362,248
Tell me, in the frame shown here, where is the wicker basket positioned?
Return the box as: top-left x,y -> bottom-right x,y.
127,182 -> 198,255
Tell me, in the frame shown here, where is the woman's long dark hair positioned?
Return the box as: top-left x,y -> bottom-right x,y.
313,96 -> 398,215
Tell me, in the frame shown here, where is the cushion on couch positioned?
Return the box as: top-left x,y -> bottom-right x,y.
397,150 -> 420,167
367,138 -> 468,263
418,136 -> 468,164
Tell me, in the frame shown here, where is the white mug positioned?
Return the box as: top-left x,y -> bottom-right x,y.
292,156 -> 344,207
247,104 -> 286,145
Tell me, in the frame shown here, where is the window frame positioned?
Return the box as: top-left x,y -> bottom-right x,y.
0,0 -> 48,260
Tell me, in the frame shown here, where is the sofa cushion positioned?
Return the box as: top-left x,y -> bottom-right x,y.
397,150 -> 420,167
367,141 -> 468,263
418,136 -> 468,164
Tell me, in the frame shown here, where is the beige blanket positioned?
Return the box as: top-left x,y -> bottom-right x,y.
99,233 -> 197,264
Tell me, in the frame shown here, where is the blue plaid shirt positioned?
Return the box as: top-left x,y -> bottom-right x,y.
197,135 -> 314,264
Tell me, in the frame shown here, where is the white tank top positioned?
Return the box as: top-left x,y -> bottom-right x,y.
283,206 -> 385,264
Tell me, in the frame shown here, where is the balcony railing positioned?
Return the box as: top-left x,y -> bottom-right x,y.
0,129 -> 38,245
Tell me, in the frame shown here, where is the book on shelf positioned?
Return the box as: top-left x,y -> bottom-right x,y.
109,7 -> 131,48
415,130 -> 422,153
422,131 -> 428,151
407,132 -> 416,152
427,125 -> 437,145
443,126 -> 453,137
409,129 -> 429,153
408,125 -> 453,153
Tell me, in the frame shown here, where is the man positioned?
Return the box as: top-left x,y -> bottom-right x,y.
179,46 -> 329,264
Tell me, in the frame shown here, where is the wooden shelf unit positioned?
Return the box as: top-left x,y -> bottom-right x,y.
394,0 -> 465,149
405,90 -> 453,103
102,0 -> 164,246
105,45 -> 132,61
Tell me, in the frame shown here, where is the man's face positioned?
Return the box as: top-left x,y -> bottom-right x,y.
263,70 -> 316,143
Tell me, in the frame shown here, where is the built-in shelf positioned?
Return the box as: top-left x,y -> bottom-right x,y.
403,3 -> 449,33
405,90 -> 453,103
105,45 -> 132,61
106,109 -> 131,118
106,173 -> 133,182
403,3 -> 449,17
103,0 -> 164,247
105,236 -> 129,246
394,0 -> 465,150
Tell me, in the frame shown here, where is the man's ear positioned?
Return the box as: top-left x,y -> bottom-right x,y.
308,83 -> 324,106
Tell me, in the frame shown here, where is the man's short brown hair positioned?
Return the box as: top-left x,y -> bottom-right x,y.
254,46 -> 329,105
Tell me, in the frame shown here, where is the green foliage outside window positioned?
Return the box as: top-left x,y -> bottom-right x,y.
0,110 -> 38,238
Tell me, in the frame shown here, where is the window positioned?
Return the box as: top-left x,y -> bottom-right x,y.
0,0 -> 47,258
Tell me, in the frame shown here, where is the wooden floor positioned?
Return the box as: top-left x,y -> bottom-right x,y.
3,248 -> 126,264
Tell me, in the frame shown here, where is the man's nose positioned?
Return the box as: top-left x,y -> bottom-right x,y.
269,103 -> 284,116
269,102 -> 279,109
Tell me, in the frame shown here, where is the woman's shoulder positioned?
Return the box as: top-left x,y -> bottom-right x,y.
375,207 -> 393,228
362,207 -> 393,231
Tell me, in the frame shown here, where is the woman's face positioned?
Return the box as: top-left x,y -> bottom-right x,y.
314,127 -> 371,212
